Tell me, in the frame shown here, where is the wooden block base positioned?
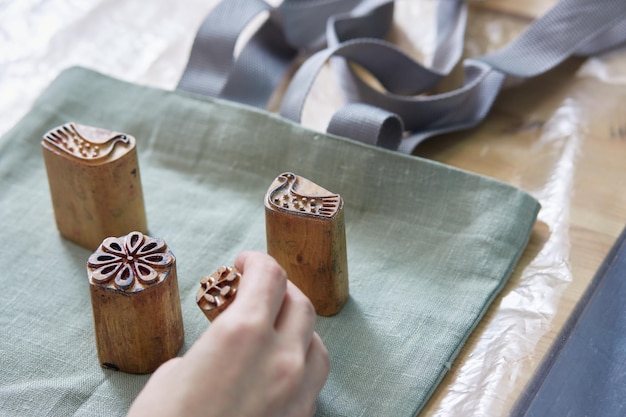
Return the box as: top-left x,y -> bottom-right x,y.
42,122 -> 147,251
87,231 -> 183,374
265,172 -> 349,316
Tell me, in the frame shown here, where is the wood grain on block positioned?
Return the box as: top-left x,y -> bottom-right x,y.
196,266 -> 241,322
42,122 -> 147,250
87,231 -> 184,374
265,172 -> 349,316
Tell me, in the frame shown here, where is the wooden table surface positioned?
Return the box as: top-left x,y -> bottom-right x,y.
1,1 -> 624,416
416,2 -> 626,415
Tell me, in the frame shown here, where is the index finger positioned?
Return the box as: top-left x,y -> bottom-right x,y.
227,251 -> 287,325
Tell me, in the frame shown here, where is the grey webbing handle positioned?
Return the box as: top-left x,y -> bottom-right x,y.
178,0 -> 626,153
177,0 -> 293,107
177,0 -> 363,107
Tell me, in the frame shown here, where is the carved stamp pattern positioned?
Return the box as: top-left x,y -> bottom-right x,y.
196,266 -> 241,321
88,231 -> 173,291
267,172 -> 341,218
265,172 -> 348,316
43,122 -> 131,160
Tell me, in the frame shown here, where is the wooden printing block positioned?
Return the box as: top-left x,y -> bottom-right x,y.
196,266 -> 241,321
87,231 -> 184,374
41,122 -> 147,251
265,172 -> 349,316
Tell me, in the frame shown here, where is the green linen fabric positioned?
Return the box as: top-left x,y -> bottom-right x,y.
0,67 -> 539,416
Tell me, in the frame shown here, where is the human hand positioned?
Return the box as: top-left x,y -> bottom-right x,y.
127,251 -> 330,417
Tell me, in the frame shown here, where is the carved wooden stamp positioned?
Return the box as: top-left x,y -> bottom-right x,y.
265,172 -> 349,316
87,231 -> 184,374
196,266 -> 241,322
42,122 -> 147,250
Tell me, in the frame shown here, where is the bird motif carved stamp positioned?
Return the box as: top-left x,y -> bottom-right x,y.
267,172 -> 342,217
41,122 -> 147,250
42,122 -> 131,161
265,172 -> 349,316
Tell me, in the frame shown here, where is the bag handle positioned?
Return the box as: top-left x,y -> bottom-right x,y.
177,0 -> 363,107
178,0 -> 626,153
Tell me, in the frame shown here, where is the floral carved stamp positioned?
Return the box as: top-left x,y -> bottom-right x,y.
87,231 -> 183,374
88,231 -> 173,292
196,266 -> 241,321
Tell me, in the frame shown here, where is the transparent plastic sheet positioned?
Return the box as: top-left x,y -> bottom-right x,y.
1,1 -> 625,416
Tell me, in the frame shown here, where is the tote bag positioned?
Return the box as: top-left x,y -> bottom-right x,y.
0,66 -> 540,416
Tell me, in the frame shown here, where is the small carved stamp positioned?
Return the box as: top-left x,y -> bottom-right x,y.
42,122 -> 147,250
87,231 -> 184,374
265,172 -> 349,316
196,266 -> 241,321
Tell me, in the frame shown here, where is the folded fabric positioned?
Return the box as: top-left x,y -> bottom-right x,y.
0,67 -> 539,416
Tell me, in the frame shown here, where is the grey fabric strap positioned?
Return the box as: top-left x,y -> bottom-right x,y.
178,0 -> 626,153
177,0 -> 270,98
480,0 -> 626,76
327,103 -> 403,149
177,0 -> 363,107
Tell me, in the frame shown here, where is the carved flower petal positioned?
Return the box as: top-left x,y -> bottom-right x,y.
114,263 -> 135,290
91,261 -> 123,284
100,237 -> 127,256
87,251 -> 123,268
135,263 -> 159,285
125,231 -> 144,255
137,237 -> 167,256
138,252 -> 173,268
